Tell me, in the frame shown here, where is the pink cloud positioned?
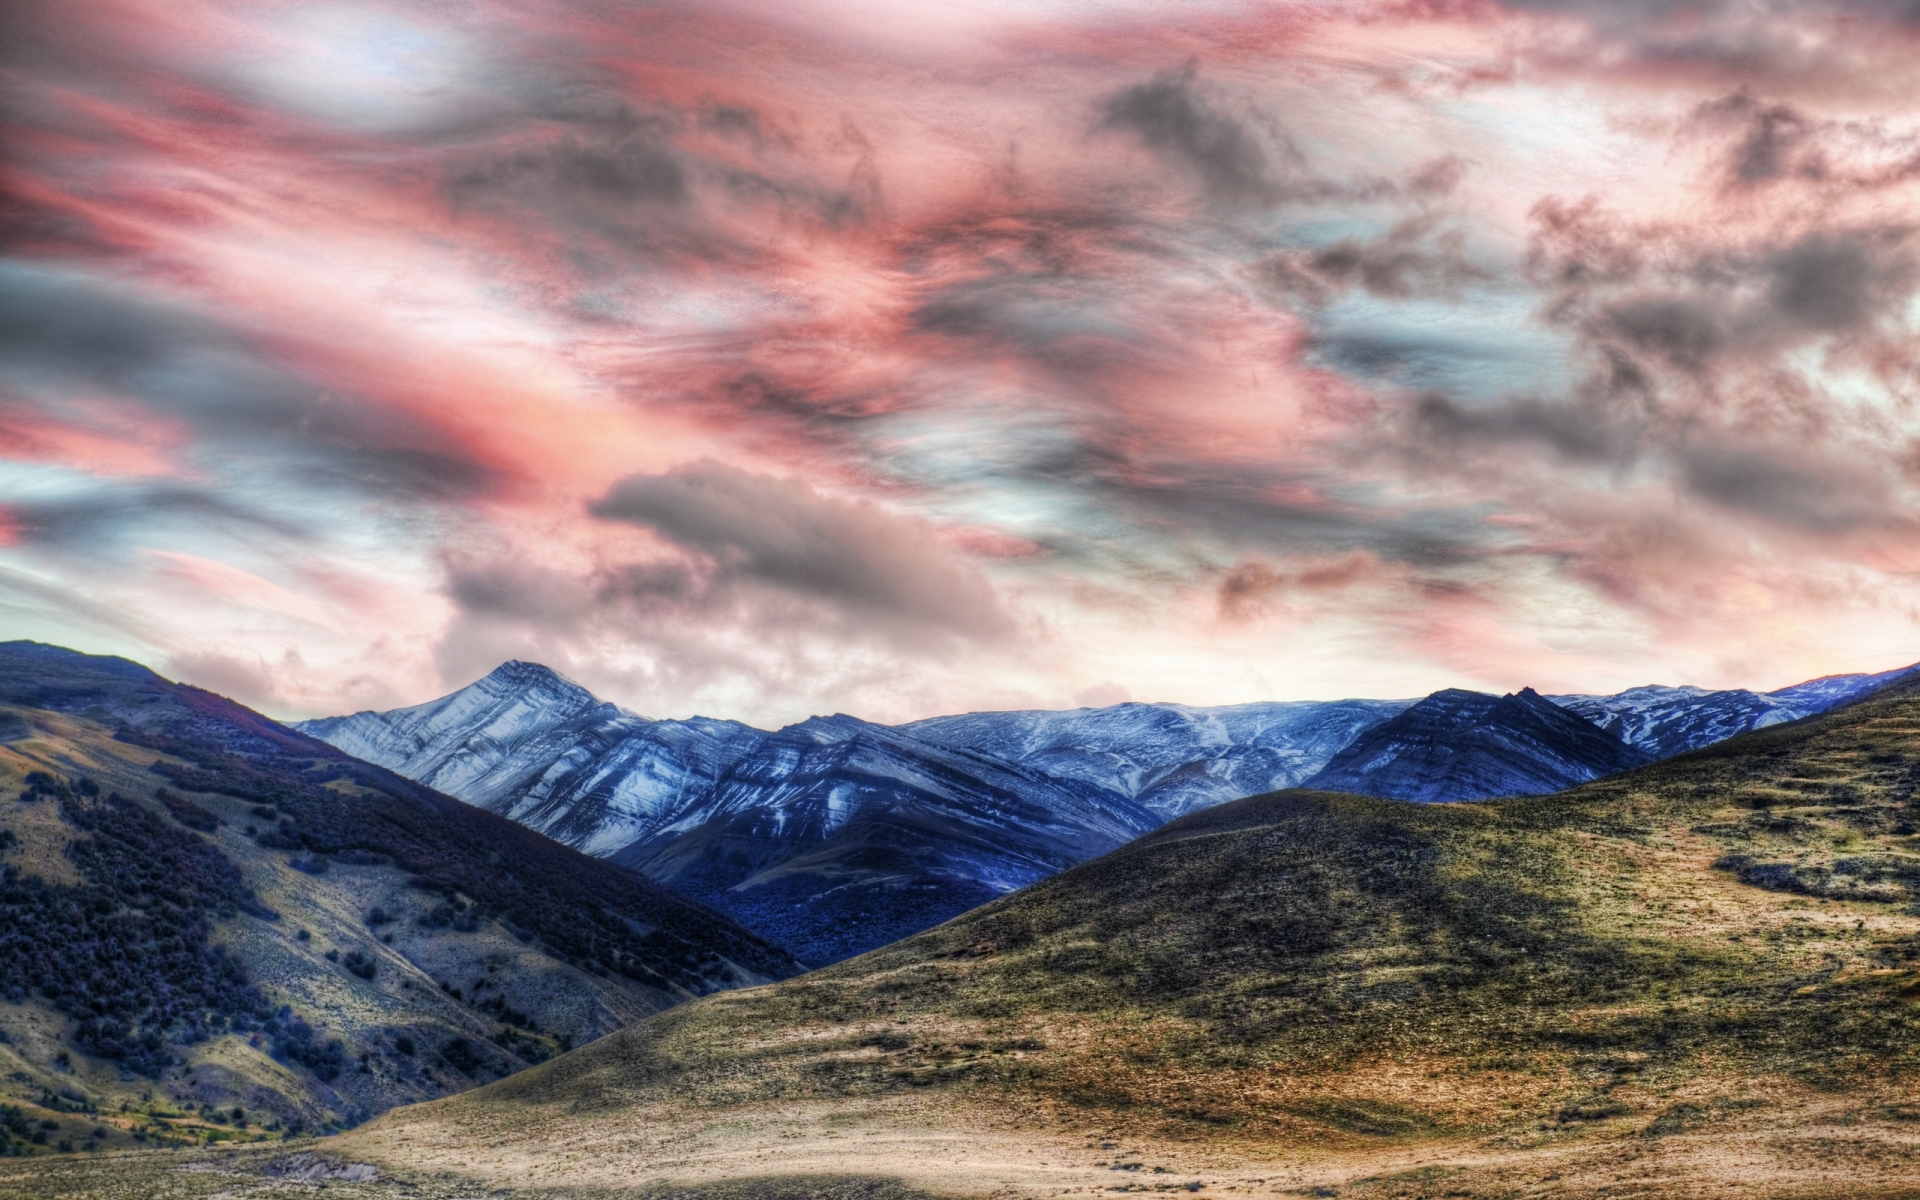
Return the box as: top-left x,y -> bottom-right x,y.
3,0 -> 1919,719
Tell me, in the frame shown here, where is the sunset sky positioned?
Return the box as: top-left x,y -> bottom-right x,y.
5,0 -> 1920,726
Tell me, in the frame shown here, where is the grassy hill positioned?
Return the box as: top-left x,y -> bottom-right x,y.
0,643 -> 800,1154
7,662 -> 1920,1197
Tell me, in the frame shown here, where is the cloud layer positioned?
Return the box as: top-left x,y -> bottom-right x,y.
4,0 -> 1920,722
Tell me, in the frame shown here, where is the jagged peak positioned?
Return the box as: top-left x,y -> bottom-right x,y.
479,659 -> 577,689
470,660 -> 605,708
779,713 -> 881,742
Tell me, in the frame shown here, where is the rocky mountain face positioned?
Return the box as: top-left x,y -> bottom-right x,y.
298,658 -> 1917,960
0,642 -> 799,1137
298,661 -> 766,858
612,715 -> 1158,965
302,666 -> 1156,965
1303,687 -> 1655,802
903,698 -> 1414,820
1550,662 -> 1918,759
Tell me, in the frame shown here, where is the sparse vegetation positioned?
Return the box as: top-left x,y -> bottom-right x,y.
119,720 -> 795,990
342,673 -> 1920,1197
0,782 -> 271,1076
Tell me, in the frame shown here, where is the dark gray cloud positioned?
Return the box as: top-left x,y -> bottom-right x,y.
1409,391 -> 1635,465
1392,201 -> 1920,542
901,207 -> 1161,360
0,265 -> 497,503
1599,296 -> 1728,371
1485,0 -> 1920,95
1,486 -> 311,549
1763,231 -> 1909,332
1529,209 -> 1920,366
589,460 -> 1010,637
1690,91 -> 1920,194
1260,215 -> 1491,306
445,110 -> 689,212
1693,91 -> 1824,187
1679,442 -> 1900,533
430,53 -> 885,282
1098,68 -> 1294,209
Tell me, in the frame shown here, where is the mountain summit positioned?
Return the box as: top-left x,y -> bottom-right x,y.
301,671 -> 1153,965
299,661 -> 766,858
1303,686 -> 1653,802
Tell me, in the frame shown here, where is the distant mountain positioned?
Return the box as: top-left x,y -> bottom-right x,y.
1303,687 -> 1653,802
301,668 -> 1154,965
904,698 -> 1413,820
0,642 -> 799,1137
1550,661 -> 1919,759
298,661 -> 766,857
297,657 -> 1918,961
611,715 -> 1157,965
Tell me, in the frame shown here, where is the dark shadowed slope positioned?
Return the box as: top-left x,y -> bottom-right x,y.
0,641 -> 799,1140
611,715 -> 1157,965
1304,686 -> 1653,801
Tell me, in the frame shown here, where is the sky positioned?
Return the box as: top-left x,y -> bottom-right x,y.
4,0 -> 1920,726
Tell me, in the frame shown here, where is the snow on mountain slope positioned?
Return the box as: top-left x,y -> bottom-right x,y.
299,668 -> 1155,964
297,657 -> 1918,961
1763,661 -> 1920,713
903,699 -> 1414,820
613,714 -> 1158,964
296,662 -> 765,857
1550,661 -> 1919,760
1305,687 -> 1654,803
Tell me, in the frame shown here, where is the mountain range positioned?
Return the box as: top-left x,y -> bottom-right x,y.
1301,686 -> 1655,802
296,658 -> 1916,963
607,714 -> 1155,965
303,665 -> 1153,965
902,696 -> 1413,818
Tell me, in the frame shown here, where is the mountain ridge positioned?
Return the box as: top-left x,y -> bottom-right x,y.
294,657 -> 1918,960
611,713 -> 1157,963
1302,685 -> 1654,802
